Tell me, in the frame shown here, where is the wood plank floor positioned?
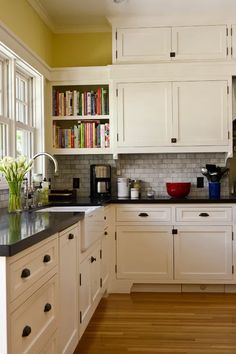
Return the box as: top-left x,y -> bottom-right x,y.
74,293 -> 236,354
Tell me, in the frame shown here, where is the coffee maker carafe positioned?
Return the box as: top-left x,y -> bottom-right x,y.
90,164 -> 111,199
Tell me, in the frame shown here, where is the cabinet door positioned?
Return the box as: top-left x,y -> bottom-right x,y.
172,25 -> 227,60
116,27 -> 171,63
79,257 -> 92,329
231,25 -> 236,59
101,232 -> 109,290
117,225 -> 173,280
172,80 -> 228,146
117,82 -> 172,147
174,225 -> 233,281
59,227 -> 78,354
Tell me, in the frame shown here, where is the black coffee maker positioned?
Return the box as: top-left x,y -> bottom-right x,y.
90,164 -> 111,199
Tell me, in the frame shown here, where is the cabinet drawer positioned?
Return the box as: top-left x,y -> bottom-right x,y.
9,237 -> 58,302
175,207 -> 232,223
116,205 -> 171,222
10,274 -> 58,354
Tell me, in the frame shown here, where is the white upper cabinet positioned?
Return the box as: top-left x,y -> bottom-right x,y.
114,25 -> 227,63
117,82 -> 172,147
116,79 -> 230,152
172,25 -> 227,60
172,80 -> 229,146
116,27 -> 171,63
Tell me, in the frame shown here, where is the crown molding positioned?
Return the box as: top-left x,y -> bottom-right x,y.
53,23 -> 111,33
27,0 -> 56,32
0,21 -> 51,79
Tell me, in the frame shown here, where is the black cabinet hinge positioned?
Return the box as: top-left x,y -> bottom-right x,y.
231,47 -> 233,56
232,232 -> 234,241
116,50 -> 118,59
231,27 -> 233,36
227,47 -> 229,56
100,278 -> 103,288
115,231 -> 117,240
116,88 -> 118,97
172,229 -> 178,235
80,311 -> 82,324
79,273 -> 82,286
227,86 -> 229,94
232,265 -> 234,274
115,31 -> 117,40
100,249 -> 102,259
115,264 -> 117,273
227,27 -> 229,36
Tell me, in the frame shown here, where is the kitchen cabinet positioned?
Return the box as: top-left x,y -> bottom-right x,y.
174,225 -> 233,281
113,204 -> 235,292
114,25 -> 227,63
79,241 -> 102,337
116,79 -> 230,152
116,225 -> 173,280
58,224 -> 79,354
5,235 -> 59,354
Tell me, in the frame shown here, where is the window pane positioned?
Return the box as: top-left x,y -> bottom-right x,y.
16,74 -> 28,124
16,129 -> 32,158
0,123 -> 7,159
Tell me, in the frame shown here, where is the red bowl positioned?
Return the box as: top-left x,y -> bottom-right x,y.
166,182 -> 191,198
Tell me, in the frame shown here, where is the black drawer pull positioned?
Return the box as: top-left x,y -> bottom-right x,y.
43,254 -> 51,263
199,213 -> 209,217
104,231 -> 108,235
138,213 -> 149,217
21,268 -> 31,278
91,256 -> 96,263
68,233 -> 74,240
44,303 -> 52,312
22,325 -> 31,337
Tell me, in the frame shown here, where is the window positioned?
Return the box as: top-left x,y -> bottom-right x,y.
0,42 -> 44,188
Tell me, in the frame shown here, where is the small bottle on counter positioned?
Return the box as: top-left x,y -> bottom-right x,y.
130,188 -> 139,199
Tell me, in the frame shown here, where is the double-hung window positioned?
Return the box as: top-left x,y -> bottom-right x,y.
0,43 -> 44,188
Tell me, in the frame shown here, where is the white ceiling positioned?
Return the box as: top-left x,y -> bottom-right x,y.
27,0 -> 236,33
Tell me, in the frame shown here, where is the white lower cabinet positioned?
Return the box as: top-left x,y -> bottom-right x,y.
114,204 -> 235,290
117,225 -> 173,280
79,242 -> 102,337
58,224 -> 79,354
174,225 -> 233,281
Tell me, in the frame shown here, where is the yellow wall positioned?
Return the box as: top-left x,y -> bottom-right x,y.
0,0 -> 53,66
52,32 -> 112,67
0,1 -> 112,67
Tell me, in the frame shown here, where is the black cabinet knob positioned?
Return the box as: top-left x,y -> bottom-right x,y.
171,138 -> 177,143
104,231 -> 108,235
43,254 -> 51,263
138,213 -> 149,217
68,233 -> 74,240
22,325 -> 31,337
21,268 -> 31,278
91,256 -> 96,263
199,213 -> 209,217
44,303 -> 52,312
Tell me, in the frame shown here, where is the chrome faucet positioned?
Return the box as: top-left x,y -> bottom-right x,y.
28,152 -> 58,199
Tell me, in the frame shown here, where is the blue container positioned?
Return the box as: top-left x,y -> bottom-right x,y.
208,182 -> 221,200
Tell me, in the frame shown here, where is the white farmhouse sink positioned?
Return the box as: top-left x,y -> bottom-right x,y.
37,205 -> 104,251
37,206 -> 101,214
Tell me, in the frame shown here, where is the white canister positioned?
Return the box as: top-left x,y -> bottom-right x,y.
130,188 -> 139,199
117,177 -> 129,198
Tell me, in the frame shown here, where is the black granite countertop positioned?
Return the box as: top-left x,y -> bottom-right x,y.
1,195 -> 236,257
0,209 -> 84,256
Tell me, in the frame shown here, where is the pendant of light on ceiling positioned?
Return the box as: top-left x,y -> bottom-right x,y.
113,0 -> 126,3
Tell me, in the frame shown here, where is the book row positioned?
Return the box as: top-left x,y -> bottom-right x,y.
53,121 -> 110,149
52,87 -> 109,116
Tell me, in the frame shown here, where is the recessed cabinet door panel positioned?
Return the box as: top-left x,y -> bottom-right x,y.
117,225 -> 173,280
116,27 -> 171,63
174,225 -> 232,281
172,81 -> 228,146
117,82 -> 172,147
172,25 -> 227,60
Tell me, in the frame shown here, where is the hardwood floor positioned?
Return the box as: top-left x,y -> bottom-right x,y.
74,292 -> 236,354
